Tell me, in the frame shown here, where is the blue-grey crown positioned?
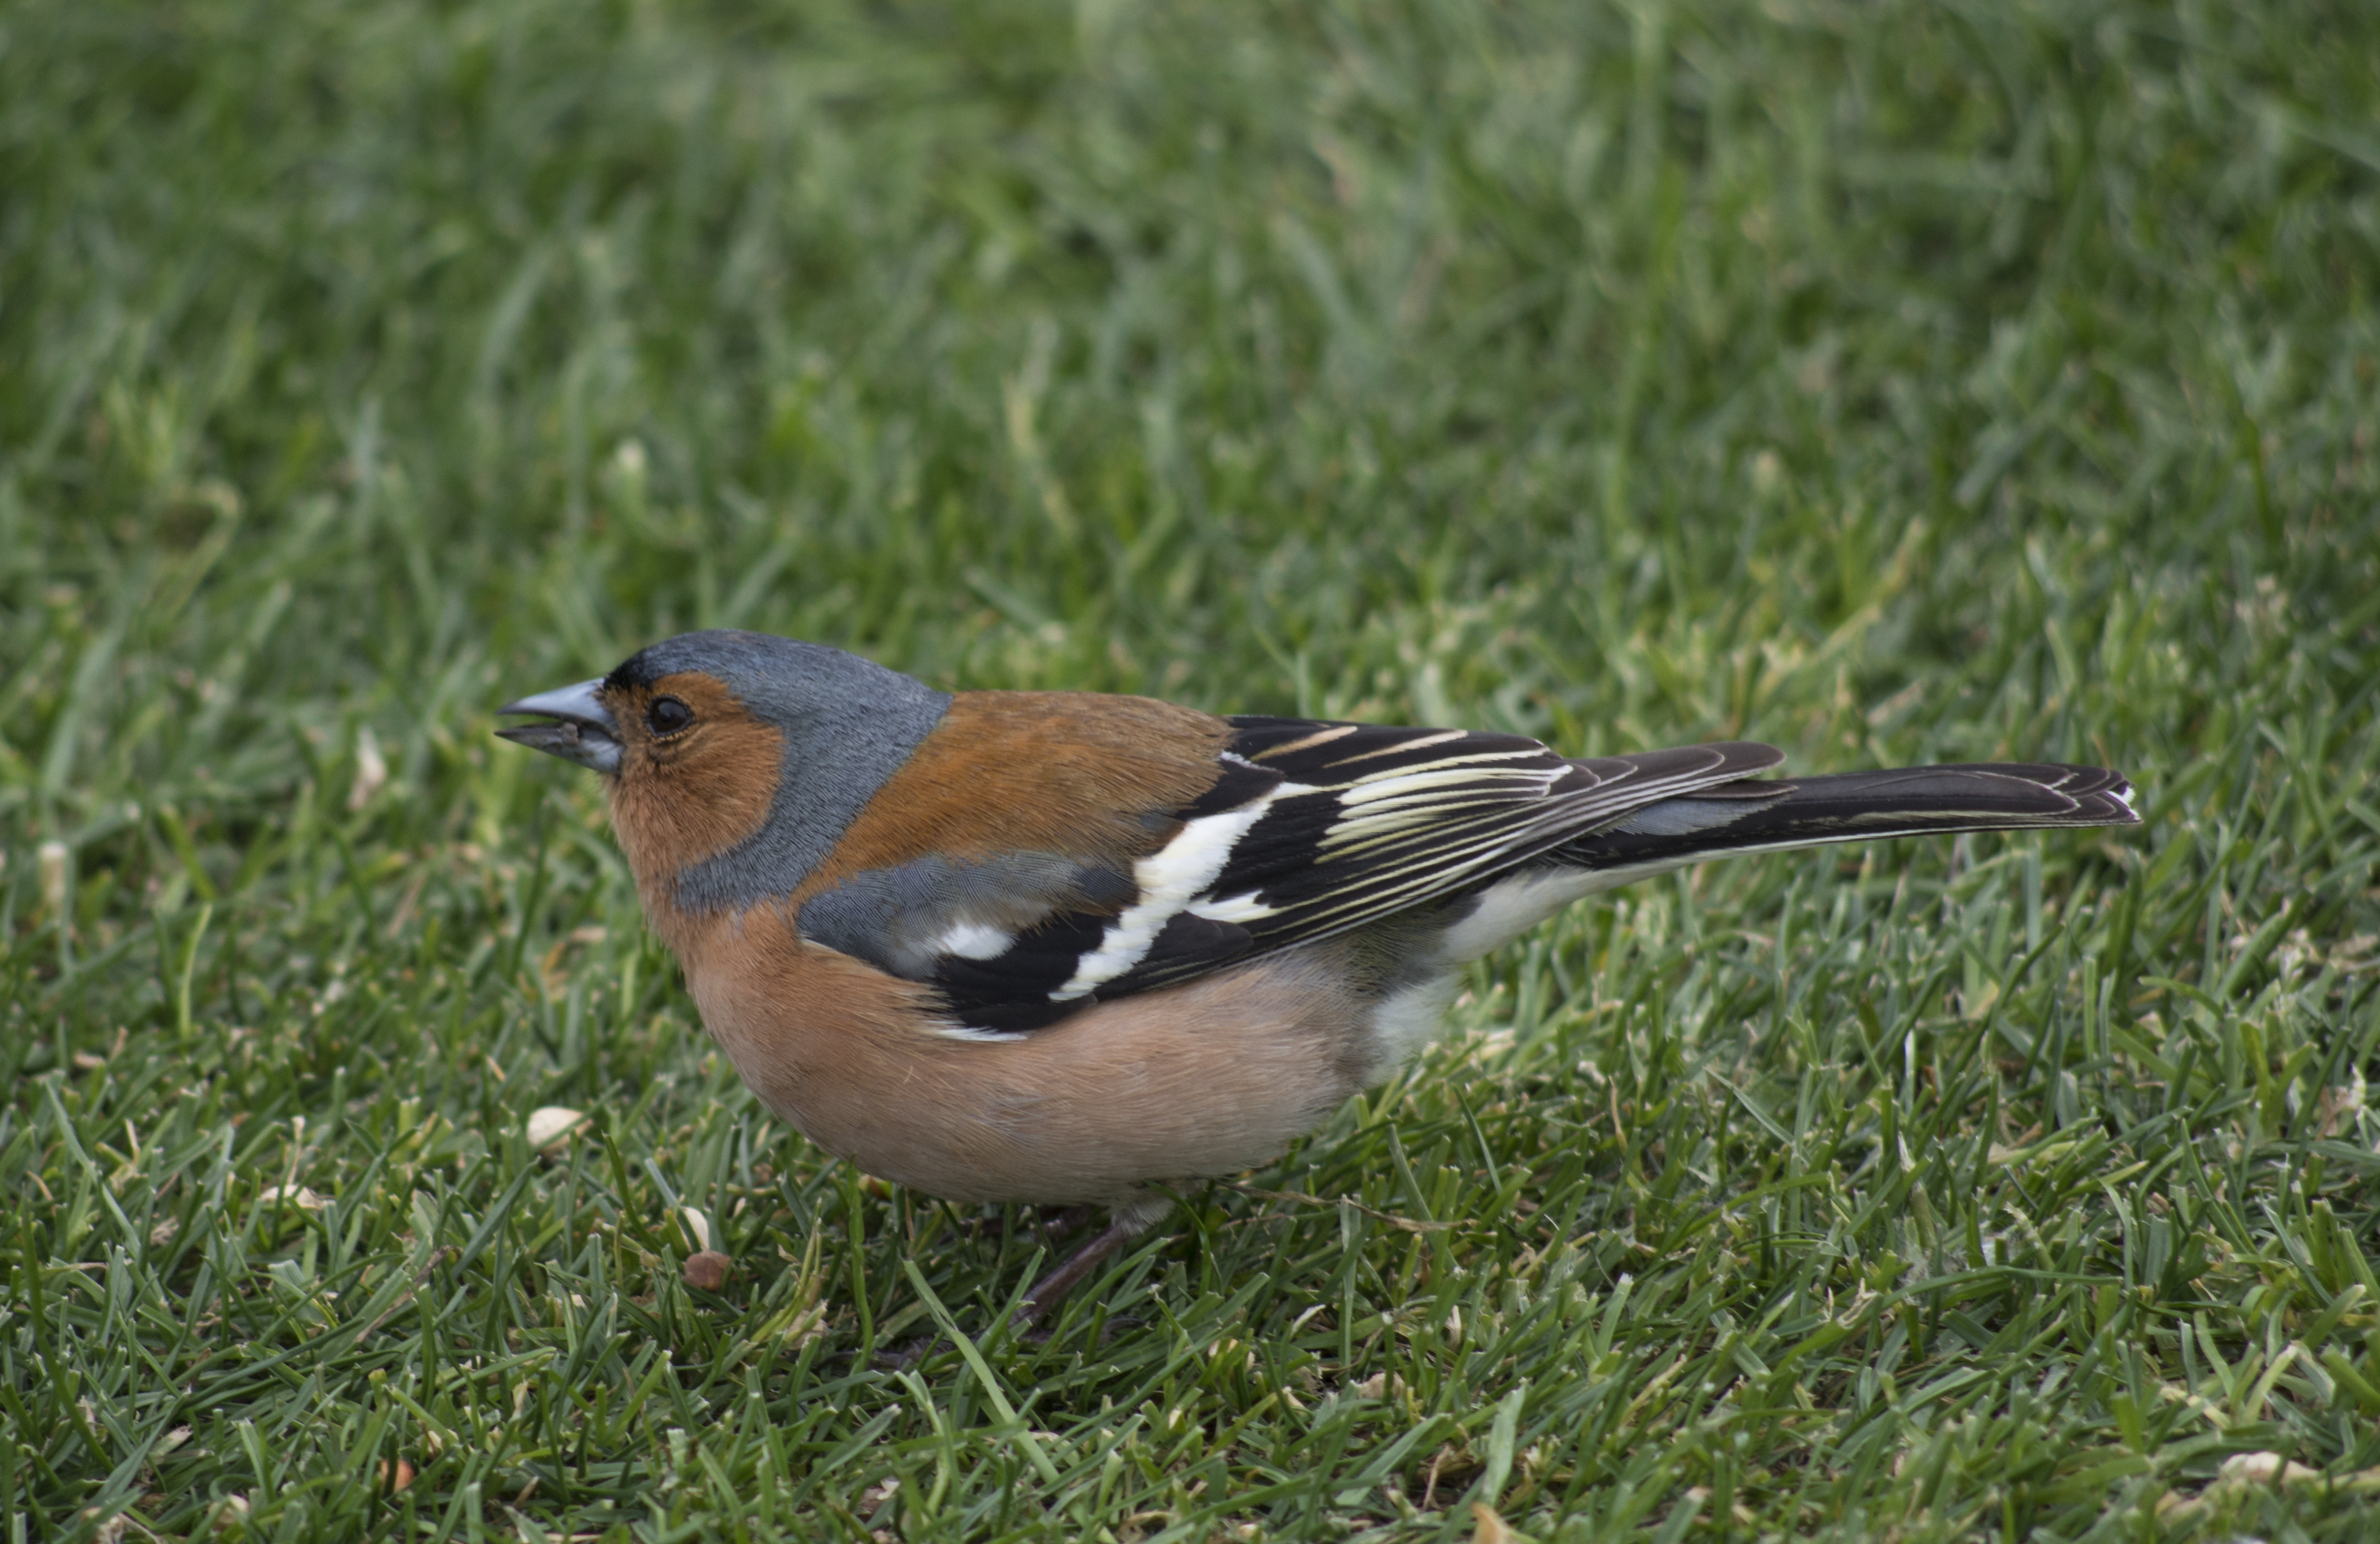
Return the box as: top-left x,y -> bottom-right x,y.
616,631 -> 953,913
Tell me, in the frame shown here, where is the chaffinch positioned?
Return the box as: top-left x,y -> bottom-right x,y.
500,629 -> 2139,1314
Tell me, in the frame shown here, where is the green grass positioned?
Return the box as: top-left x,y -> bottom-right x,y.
4,0 -> 2379,1538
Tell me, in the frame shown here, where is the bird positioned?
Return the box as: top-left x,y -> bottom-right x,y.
498,628 -> 2139,1319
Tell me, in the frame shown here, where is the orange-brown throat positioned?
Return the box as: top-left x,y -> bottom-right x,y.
603,671 -> 783,933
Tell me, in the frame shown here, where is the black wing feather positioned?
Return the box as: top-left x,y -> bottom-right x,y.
1036,723 -> 1785,1002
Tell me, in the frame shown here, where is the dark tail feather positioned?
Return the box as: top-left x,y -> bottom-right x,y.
1559,762 -> 2140,872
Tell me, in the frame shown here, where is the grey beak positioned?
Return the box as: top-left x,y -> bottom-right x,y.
496,678 -> 623,774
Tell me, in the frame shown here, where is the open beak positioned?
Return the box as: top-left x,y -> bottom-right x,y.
496,679 -> 623,774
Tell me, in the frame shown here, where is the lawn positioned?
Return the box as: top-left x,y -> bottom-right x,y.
4,0 -> 2379,1538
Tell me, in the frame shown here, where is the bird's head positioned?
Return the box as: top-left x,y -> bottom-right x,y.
498,629 -> 950,915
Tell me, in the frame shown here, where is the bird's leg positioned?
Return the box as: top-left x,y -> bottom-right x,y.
882,1200 -> 1167,1361
1012,1197 -> 1172,1331
1033,1204 -> 1100,1250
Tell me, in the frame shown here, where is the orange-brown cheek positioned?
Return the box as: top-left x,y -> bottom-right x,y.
604,676 -> 783,904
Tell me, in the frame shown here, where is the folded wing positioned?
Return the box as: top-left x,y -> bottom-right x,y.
800,716 -> 1785,1033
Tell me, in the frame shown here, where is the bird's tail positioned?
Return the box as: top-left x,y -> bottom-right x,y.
1559,762 -> 2139,875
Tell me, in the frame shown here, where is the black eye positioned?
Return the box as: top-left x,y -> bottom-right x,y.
646,696 -> 694,737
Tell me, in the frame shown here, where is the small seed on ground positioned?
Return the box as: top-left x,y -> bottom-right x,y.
526,1106 -> 585,1148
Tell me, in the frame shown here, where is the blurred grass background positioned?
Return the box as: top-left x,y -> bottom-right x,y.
3,0 -> 2379,1538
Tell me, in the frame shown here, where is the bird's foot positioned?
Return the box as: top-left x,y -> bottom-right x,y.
1009,1199 -> 1172,1332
